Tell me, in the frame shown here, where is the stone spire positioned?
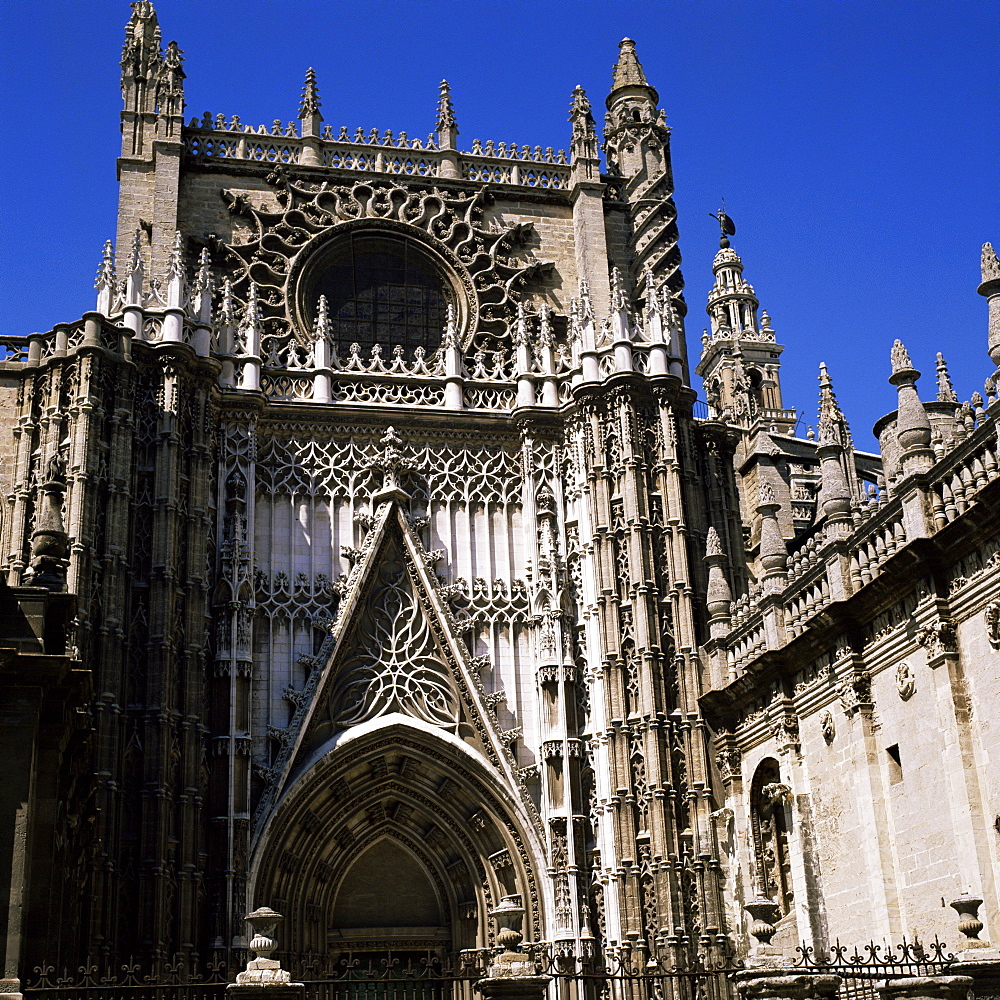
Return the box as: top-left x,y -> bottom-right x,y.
889,339 -> 934,477
605,37 -> 667,183
121,1 -> 163,116
979,242 -> 1000,370
95,240 -> 116,315
935,352 -> 958,402
298,67 -> 323,137
817,362 -> 853,450
610,38 -> 656,98
568,85 -> 599,180
435,80 -> 458,149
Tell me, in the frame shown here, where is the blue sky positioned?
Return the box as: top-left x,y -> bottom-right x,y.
1,1 -> 996,448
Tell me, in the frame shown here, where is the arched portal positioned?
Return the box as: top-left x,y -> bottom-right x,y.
250,719 -> 546,958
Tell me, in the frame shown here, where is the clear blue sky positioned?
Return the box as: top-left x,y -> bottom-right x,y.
1,1 -> 996,448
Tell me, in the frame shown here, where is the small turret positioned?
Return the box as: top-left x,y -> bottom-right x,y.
979,242 -> 1000,371
889,339 -> 934,477
704,527 -> 733,638
696,225 -> 795,433
604,38 -> 665,182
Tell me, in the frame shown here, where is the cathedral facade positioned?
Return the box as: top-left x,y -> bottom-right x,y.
1,3 -> 998,990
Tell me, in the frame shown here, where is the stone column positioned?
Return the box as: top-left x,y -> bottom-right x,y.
227,908 -> 303,999
474,897 -> 551,1000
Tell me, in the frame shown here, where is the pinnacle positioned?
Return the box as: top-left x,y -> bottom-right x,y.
611,36 -> 652,92
95,240 -> 115,289
436,79 -> 457,132
935,352 -> 958,402
298,67 -> 322,120
705,526 -> 724,559
982,242 -> 1000,283
890,338 -> 914,374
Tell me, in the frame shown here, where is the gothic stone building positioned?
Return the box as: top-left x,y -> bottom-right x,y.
2,2 -> 999,989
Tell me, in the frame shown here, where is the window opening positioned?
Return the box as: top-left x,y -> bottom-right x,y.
749,758 -> 794,915
307,233 -> 451,358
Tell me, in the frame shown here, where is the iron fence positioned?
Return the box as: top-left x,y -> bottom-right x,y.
21,939 -> 957,1000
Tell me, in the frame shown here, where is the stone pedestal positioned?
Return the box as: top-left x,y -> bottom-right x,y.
875,976 -> 973,1000
227,985 -> 304,999
951,949 -> 1000,1000
733,972 -> 842,1000
227,907 -> 303,998
475,966 -> 551,1000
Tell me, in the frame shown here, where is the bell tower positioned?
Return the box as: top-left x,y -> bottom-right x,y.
695,219 -> 796,434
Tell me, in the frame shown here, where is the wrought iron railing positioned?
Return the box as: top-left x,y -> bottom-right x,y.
21,939 -> 958,1000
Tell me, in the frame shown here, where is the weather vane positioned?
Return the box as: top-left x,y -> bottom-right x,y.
709,199 -> 736,248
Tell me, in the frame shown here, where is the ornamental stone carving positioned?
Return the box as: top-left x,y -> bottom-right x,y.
895,659 -> 916,701
820,710 -> 835,744
985,600 -> 1000,649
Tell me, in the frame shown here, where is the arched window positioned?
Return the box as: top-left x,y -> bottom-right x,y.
300,231 -> 453,358
746,368 -> 764,416
749,758 -> 793,914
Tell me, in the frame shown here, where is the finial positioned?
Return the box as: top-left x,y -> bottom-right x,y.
442,301 -> 459,349
982,242 -> 1000,283
705,526 -> 724,559
935,352 -> 958,402
193,247 -> 212,292
758,482 -> 778,509
816,362 -> 853,451
568,84 -> 598,161
436,79 -> 457,132
610,266 -> 627,312
579,278 -> 594,321
314,294 -> 331,341
95,240 -> 115,290
643,265 -> 659,315
218,277 -> 236,328
298,67 -> 323,120
891,339 -> 914,374
538,303 -> 554,348
129,228 -> 144,273
371,426 -> 416,499
709,201 -> 737,249
512,300 -> 529,347
244,281 -> 262,329
166,230 -> 185,281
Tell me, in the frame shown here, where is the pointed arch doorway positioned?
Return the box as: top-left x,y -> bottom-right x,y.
250,721 -> 546,964
330,836 -> 450,955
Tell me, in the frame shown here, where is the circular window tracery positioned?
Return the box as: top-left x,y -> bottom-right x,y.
298,229 -> 456,358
